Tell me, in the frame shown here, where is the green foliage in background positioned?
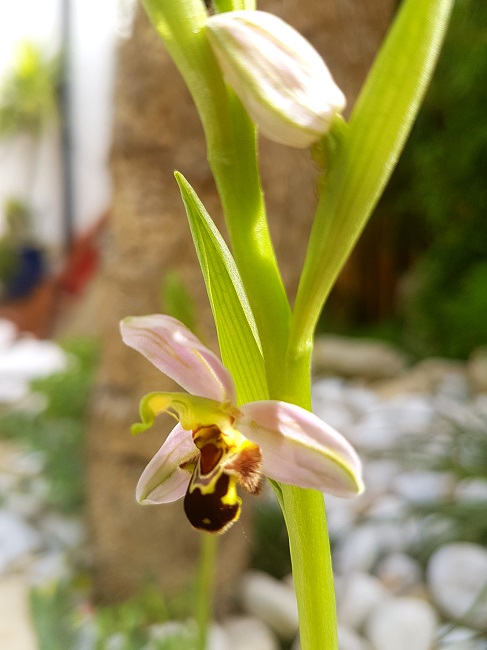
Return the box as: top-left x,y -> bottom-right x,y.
0,41 -> 59,138
251,501 -> 292,580
0,198 -> 34,284
376,408 -> 487,560
94,582 -> 195,650
30,582 -> 81,650
0,240 -> 21,284
0,338 -> 98,512
30,579 -> 198,650
162,271 -> 197,334
385,0 -> 487,357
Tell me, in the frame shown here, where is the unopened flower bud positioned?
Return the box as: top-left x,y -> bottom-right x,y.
206,10 -> 346,148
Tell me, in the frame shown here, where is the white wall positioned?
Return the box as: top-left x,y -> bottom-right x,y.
0,0 -> 135,248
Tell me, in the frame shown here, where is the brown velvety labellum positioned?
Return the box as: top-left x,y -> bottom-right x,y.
184,473 -> 240,534
199,443 -> 223,475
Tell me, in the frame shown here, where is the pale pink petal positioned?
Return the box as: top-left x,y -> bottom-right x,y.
136,423 -> 195,504
120,315 -> 236,403
239,401 -> 364,497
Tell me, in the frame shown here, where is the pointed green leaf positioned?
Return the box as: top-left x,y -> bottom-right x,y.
175,172 -> 268,404
292,0 -> 454,347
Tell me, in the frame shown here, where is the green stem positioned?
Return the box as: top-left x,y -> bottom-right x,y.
141,0 -> 291,390
195,534 -> 218,650
282,487 -> 337,650
208,92 -> 291,395
276,343 -> 337,650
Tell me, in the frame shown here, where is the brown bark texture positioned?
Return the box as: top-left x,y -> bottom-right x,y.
85,0 -> 395,603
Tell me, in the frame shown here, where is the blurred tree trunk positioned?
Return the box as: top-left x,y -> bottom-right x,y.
85,0 -> 395,603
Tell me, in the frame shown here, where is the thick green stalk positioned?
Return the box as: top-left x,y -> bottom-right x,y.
277,349 -> 338,650
195,534 -> 218,650
141,0 -> 291,389
208,92 -> 291,395
282,487 -> 337,650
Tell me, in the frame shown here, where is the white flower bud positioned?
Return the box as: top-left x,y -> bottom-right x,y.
206,10 -> 346,148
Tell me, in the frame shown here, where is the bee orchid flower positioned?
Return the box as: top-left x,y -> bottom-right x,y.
120,315 -> 363,534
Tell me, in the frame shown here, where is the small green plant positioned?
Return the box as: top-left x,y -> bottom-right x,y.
30,581 -> 82,650
0,42 -> 59,138
95,583 -> 196,650
30,579 -> 198,650
0,198 -> 33,285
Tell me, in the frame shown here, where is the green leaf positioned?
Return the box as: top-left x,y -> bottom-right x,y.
175,172 -> 268,404
291,0 -> 454,348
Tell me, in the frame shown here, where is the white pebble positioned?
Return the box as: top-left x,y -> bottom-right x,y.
206,623 -> 229,650
383,394 -> 435,435
324,495 -> 358,539
361,460 -> 401,497
0,509 -> 41,574
365,597 -> 438,650
375,553 -> 422,594
337,572 -> 388,631
454,477 -> 487,502
40,514 -> 86,550
436,624 -> 481,650
435,395 -> 486,431
145,620 -> 197,649
348,411 -> 398,451
27,551 -> 71,587
240,571 -> 298,641
436,373 -> 470,400
338,625 -> 372,650
0,319 -> 17,349
334,525 -> 381,574
312,377 -> 347,405
427,543 -> 487,631
312,403 -> 354,434
343,386 -> 380,416
312,377 -> 356,432
0,338 -> 67,379
221,617 -> 278,650
392,470 -> 454,504
105,634 -> 127,650
0,378 -> 29,403
4,491 -> 44,519
312,336 -> 406,380
367,494 -> 407,520
12,451 -> 45,477
473,393 -> 487,418
369,520 -> 408,555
